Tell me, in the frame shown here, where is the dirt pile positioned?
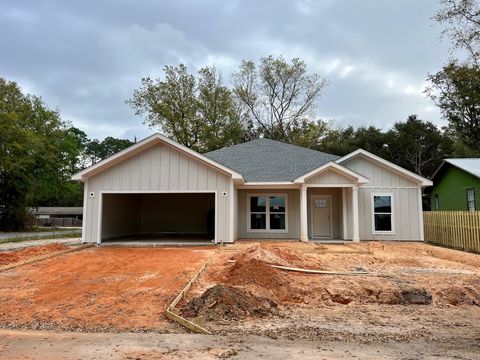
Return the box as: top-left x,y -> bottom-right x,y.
0,243 -> 70,266
229,243 -> 306,267
181,284 -> 278,320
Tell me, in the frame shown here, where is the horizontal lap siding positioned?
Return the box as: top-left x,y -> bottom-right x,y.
342,156 -> 422,241
84,143 -> 231,243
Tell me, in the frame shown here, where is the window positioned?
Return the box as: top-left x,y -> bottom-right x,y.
467,188 -> 476,212
248,194 -> 287,232
372,194 -> 394,233
434,194 -> 440,211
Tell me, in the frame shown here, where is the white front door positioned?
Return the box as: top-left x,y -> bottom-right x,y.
311,195 -> 332,238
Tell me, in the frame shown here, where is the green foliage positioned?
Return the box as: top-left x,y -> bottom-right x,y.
426,62 -> 480,155
233,55 -> 328,142
318,126 -> 387,156
85,136 -> 134,165
127,64 -> 243,152
383,115 -> 453,177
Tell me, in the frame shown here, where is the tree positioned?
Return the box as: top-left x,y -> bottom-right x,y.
0,78 -> 70,230
425,62 -> 480,155
318,126 -> 387,156
85,137 -> 134,165
232,55 -> 328,142
435,0 -> 480,63
127,64 -> 243,152
383,115 -> 453,178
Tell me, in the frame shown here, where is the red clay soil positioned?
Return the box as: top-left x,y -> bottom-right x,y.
0,243 -> 70,266
0,247 -> 214,332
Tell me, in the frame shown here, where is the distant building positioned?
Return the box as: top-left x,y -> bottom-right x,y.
431,159 -> 480,211
29,207 -> 83,227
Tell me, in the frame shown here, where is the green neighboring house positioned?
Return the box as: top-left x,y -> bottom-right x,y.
431,159 -> 480,211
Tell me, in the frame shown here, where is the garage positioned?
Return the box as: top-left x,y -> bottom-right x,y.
100,192 -> 216,243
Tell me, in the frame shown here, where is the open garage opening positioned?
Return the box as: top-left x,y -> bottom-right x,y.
100,192 -> 216,243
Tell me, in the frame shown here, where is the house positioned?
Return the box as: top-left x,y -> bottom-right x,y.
72,134 -> 432,244
29,207 -> 83,227
430,159 -> 480,211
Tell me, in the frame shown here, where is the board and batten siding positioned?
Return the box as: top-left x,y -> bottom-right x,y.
306,169 -> 356,185
83,142 -> 232,243
237,189 -> 300,239
342,156 -> 423,241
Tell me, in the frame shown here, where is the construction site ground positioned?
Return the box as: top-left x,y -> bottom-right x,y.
0,240 -> 479,359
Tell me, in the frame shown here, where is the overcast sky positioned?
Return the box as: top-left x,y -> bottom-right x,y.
0,0 -> 451,141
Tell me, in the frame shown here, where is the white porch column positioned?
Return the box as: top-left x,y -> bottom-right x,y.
352,185 -> 360,242
300,185 -> 308,242
342,187 -> 347,240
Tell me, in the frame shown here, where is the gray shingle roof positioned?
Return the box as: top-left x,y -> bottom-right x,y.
204,138 -> 340,182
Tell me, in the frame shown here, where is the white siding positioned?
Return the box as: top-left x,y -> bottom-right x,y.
83,142 -> 232,243
342,155 -> 422,241
306,169 -> 355,185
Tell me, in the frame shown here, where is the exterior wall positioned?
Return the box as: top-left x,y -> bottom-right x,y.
237,189 -> 300,239
83,142 -> 232,243
342,155 -> 423,241
307,188 -> 342,239
431,167 -> 480,211
233,186 -> 239,240
306,169 -> 355,185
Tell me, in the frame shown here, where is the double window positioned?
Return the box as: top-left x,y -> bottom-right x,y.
248,194 -> 287,232
372,193 -> 394,233
467,188 -> 476,212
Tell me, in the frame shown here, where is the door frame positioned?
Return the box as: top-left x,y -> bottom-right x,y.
97,190 -> 218,244
310,195 -> 333,239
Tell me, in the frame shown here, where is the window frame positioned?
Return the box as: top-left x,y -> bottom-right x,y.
466,188 -> 476,212
371,193 -> 395,234
247,193 -> 288,233
434,194 -> 440,211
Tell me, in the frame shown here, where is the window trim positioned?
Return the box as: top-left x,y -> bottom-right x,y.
247,193 -> 288,233
434,194 -> 440,211
371,193 -> 395,234
466,188 -> 476,212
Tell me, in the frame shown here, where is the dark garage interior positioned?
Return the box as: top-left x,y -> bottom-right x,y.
101,193 -> 215,242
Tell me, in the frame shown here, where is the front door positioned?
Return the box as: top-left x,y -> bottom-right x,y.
311,195 -> 332,238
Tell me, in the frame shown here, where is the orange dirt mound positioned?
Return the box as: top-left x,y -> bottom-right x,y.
181,284 -> 278,320
229,243 -> 305,267
0,243 -> 70,266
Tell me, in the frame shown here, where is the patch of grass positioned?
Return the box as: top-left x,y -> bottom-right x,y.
0,231 -> 82,245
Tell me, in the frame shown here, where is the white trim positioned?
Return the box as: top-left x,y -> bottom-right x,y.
305,184 -> 357,188
417,187 -> 425,241
352,186 -> 360,242
81,184 -> 88,243
300,185 -> 308,242
72,133 -> 243,181
336,149 -> 432,187
247,193 -> 288,233
237,184 -> 300,189
229,179 -> 234,244
371,192 -> 395,235
342,187 -> 347,240
294,161 -> 369,184
97,190 -> 218,244
310,195 -> 333,239
360,186 -> 419,189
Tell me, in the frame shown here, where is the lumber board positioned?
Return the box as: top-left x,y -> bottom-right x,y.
0,244 -> 94,272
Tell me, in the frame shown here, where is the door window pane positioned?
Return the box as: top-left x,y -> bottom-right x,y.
374,214 -> 392,231
250,214 -> 266,229
250,196 -> 266,212
269,196 -> 285,212
374,196 -> 391,213
270,214 -> 285,230
467,189 -> 475,211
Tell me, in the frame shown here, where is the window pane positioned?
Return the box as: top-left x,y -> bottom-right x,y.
467,189 -> 475,201
374,196 -> 391,213
250,196 -> 266,212
251,214 -> 266,229
269,196 -> 285,212
374,214 -> 392,231
270,214 -> 285,230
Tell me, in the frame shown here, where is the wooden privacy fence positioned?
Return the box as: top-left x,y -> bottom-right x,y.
424,211 -> 480,253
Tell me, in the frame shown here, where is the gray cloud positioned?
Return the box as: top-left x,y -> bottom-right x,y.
0,0 -> 450,140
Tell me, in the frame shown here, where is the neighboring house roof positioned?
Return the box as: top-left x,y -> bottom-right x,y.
204,138 -> 340,182
336,149 -> 433,187
29,207 -> 83,215
71,133 -> 243,181
432,158 -> 480,181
